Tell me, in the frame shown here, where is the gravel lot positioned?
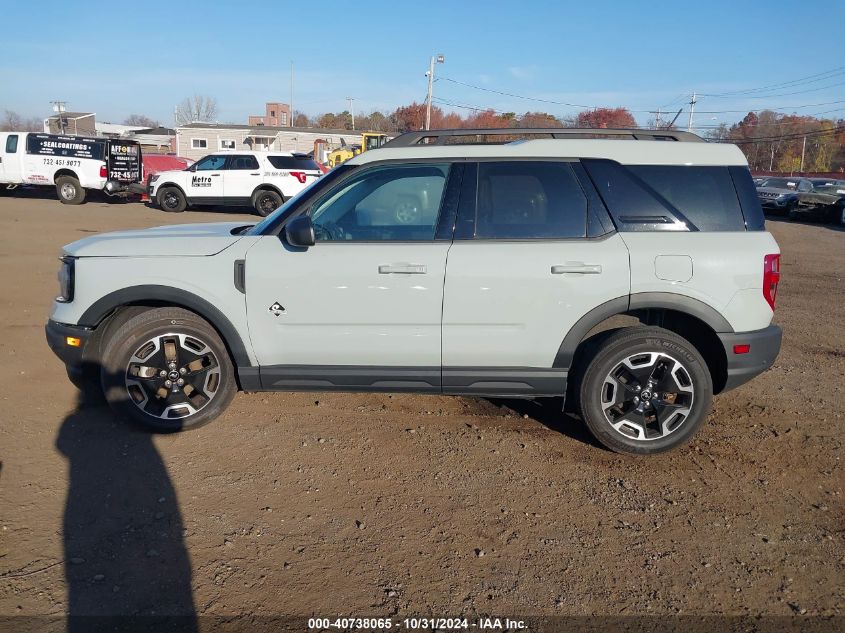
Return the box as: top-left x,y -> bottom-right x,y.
0,193 -> 842,628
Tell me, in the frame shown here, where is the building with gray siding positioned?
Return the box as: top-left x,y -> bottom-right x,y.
175,123 -> 363,161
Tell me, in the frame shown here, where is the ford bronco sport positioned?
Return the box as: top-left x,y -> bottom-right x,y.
46,128 -> 782,455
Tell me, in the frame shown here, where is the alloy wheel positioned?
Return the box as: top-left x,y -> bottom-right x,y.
600,352 -> 695,441
124,332 -> 221,420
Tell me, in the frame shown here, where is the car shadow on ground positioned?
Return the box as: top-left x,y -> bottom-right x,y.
55,365 -> 198,632
483,397 -> 608,450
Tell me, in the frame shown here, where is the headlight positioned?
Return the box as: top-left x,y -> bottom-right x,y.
57,256 -> 75,303
149,174 -> 160,184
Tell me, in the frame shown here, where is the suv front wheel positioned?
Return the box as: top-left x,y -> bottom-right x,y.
579,327 -> 713,455
100,307 -> 236,432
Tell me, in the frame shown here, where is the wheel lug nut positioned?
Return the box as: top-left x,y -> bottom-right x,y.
168,362 -> 176,369
164,379 -> 172,387
179,367 -> 187,375
159,370 -> 167,377
177,378 -> 184,386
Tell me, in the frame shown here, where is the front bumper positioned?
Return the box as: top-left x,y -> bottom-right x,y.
45,319 -> 94,369
718,324 -> 782,392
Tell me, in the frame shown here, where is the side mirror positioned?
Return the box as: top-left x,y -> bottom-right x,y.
285,216 -> 316,248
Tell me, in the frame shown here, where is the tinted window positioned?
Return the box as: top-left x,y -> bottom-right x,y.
5,135 -> 18,153
310,163 -> 449,241
228,155 -> 259,170
474,162 -> 587,239
628,165 -> 745,231
194,155 -> 227,171
268,155 -> 320,170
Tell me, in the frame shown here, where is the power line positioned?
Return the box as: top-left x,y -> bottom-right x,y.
700,66 -> 845,97
439,75 -> 845,116
437,76 -> 596,109
701,79 -> 845,99
731,125 -> 845,144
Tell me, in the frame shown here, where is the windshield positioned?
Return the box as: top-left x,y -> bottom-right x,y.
247,165 -> 354,235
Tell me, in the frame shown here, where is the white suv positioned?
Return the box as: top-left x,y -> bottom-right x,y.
148,151 -> 322,216
46,128 -> 783,455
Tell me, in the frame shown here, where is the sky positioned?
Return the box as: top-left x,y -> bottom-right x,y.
1,0 -> 844,131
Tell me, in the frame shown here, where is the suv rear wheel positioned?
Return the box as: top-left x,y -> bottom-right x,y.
100,307 -> 236,432
578,327 -> 712,455
56,176 -> 85,205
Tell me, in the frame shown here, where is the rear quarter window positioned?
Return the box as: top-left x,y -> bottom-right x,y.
268,155 -> 320,170
627,165 -> 745,231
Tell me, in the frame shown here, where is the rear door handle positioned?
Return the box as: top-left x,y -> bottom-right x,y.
378,263 -> 427,274
210,173 -> 221,177
551,263 -> 602,275
250,172 -> 260,176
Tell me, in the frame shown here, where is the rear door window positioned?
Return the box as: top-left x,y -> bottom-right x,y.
227,155 -> 260,170
473,162 -> 587,239
268,155 -> 320,171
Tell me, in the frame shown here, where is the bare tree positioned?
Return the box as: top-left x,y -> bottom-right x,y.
175,95 -> 218,125
124,114 -> 160,128
1,110 -> 43,132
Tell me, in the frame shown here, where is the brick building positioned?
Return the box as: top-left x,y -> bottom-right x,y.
248,102 -> 292,127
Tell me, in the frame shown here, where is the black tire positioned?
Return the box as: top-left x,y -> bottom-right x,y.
158,186 -> 187,212
787,200 -> 799,221
578,326 -> 713,455
100,307 -> 236,432
252,189 -> 283,217
55,176 -> 85,205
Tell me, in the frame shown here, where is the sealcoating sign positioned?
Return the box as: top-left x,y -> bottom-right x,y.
25,134 -> 105,160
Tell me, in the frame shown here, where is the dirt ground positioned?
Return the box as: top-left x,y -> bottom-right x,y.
0,192 -> 842,629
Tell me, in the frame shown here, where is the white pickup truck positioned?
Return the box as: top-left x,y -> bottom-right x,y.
0,132 -> 142,204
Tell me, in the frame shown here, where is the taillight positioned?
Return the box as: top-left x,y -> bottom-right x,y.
763,254 -> 781,311
99,165 -> 107,178
290,171 -> 307,184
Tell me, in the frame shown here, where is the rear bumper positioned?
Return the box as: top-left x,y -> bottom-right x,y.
718,325 -> 782,392
45,320 -> 94,369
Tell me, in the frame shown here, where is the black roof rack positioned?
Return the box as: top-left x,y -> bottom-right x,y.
383,127 -> 704,147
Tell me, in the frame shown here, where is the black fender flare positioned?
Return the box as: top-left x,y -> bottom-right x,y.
553,292 -> 734,369
78,285 -> 252,367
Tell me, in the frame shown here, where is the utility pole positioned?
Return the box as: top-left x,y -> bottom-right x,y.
50,101 -> 68,134
346,97 -> 355,130
800,135 -> 807,173
290,61 -> 295,127
425,54 -> 445,131
687,91 -> 697,132
648,108 -> 662,128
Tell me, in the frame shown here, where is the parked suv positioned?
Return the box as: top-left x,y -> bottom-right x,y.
46,128 -> 782,455
148,151 -> 322,216
756,176 -> 814,215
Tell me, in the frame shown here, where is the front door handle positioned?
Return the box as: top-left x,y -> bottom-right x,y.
378,263 -> 427,274
210,173 -> 221,177
250,172 -> 260,176
551,263 -> 602,275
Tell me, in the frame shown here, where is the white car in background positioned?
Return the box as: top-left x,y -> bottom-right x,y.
148,151 -> 322,216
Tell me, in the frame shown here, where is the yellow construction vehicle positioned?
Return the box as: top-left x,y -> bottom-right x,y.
327,132 -> 388,168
